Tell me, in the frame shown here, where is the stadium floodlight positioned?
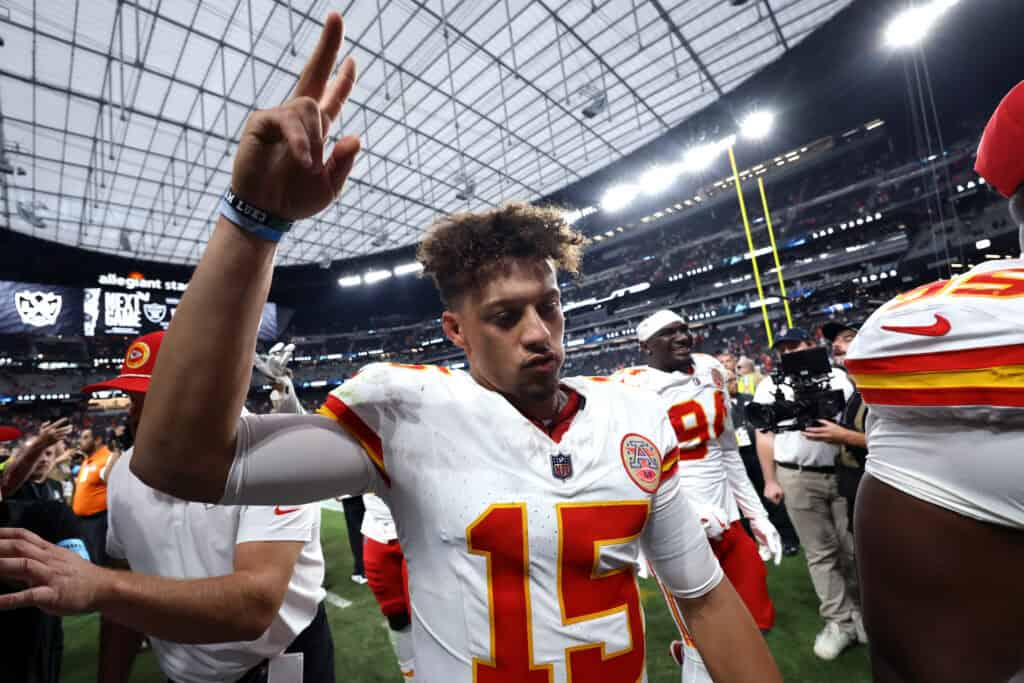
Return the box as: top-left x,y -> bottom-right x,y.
683,135 -> 736,173
600,184 -> 640,212
740,110 -> 775,140
364,270 -> 392,284
338,275 -> 361,287
640,164 -> 682,195
393,262 -> 424,276
884,0 -> 958,49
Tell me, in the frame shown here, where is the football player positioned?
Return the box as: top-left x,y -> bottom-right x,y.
846,81 -> 1024,682
615,310 -> 781,678
361,492 -> 415,679
39,13 -> 779,683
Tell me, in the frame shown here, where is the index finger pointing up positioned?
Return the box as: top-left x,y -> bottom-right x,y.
293,12 -> 345,102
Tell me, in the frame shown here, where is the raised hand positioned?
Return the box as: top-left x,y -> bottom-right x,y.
231,12 -> 360,221
34,418 -> 73,449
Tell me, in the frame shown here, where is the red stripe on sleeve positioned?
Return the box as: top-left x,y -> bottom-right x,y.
846,343 -> 1024,375
320,394 -> 390,486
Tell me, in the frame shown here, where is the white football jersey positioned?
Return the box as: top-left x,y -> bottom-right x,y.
317,363 -> 722,682
847,258 -> 1024,528
613,354 -> 744,521
361,492 -> 397,543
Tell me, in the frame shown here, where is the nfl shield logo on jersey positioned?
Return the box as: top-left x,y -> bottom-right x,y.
550,453 -> 573,480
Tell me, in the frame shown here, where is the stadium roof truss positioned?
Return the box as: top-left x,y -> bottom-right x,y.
0,0 -> 852,266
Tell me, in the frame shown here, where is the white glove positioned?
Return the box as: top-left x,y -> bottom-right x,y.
696,504 -> 730,540
254,342 -> 295,380
749,517 -> 782,566
269,375 -> 304,415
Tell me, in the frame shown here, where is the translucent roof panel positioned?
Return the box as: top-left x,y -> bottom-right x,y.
2,0 -> 852,265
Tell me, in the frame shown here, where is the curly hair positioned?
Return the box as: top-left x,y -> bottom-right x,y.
417,202 -> 588,307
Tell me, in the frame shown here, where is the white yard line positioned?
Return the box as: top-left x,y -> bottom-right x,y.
324,591 -> 353,610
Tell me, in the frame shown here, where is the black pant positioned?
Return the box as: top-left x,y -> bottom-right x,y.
76,510 -> 110,567
341,496 -> 365,576
837,463 -> 865,534
169,602 -> 335,683
738,445 -> 800,548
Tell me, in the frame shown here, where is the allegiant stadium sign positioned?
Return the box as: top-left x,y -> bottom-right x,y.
97,273 -> 188,292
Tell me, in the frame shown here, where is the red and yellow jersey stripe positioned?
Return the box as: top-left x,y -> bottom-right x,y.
846,343 -> 1024,408
660,447 -> 680,485
318,393 -> 391,486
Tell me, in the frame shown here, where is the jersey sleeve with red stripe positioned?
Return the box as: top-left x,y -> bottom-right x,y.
317,362 -> 442,487
847,259 -> 1024,421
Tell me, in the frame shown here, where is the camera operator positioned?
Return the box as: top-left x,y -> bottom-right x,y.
725,371 -> 800,557
751,328 -> 864,660
806,321 -> 868,530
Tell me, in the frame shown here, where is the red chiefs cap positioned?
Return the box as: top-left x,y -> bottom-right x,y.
82,331 -> 164,395
976,81 -> 1024,198
0,426 -> 23,442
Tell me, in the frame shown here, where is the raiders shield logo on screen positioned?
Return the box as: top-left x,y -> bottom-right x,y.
14,290 -> 62,328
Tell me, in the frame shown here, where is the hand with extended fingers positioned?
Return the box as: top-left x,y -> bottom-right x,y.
33,418 -> 74,449
0,527 -> 104,616
231,12 -> 360,222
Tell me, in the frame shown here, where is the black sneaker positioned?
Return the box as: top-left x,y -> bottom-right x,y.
783,543 -> 800,557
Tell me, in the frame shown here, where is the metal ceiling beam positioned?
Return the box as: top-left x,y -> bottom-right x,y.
647,0 -> 724,97
274,0 -> 571,229
269,0 -> 581,187
762,0 -> 790,51
405,0 -> 624,157
0,20 -> 454,233
97,2 -> 520,260
95,0 -> 195,242
9,184 -> 367,259
3,108 -> 437,234
534,0 -> 670,130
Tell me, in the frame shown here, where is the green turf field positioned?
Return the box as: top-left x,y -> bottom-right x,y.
60,508 -> 870,681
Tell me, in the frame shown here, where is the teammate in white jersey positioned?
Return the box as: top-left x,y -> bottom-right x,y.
617,311 -> 781,620
615,310 -> 780,680
51,13 -> 780,682
846,81 -> 1024,682
361,493 -> 415,679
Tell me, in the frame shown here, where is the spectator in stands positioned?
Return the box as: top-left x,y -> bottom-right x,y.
753,329 -> 864,660
69,427 -> 115,565
0,419 -> 89,683
0,331 -> 335,683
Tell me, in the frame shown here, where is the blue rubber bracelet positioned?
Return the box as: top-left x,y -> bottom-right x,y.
219,194 -> 287,243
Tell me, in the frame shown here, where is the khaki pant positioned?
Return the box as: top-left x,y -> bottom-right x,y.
777,466 -> 860,627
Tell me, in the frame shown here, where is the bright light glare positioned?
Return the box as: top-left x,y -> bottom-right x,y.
338,275 -> 361,287
885,0 -> 958,48
684,135 -> 735,172
975,239 -> 991,250
363,270 -> 392,284
640,164 -> 682,195
393,262 -> 424,276
601,184 -> 640,212
741,111 -> 775,140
